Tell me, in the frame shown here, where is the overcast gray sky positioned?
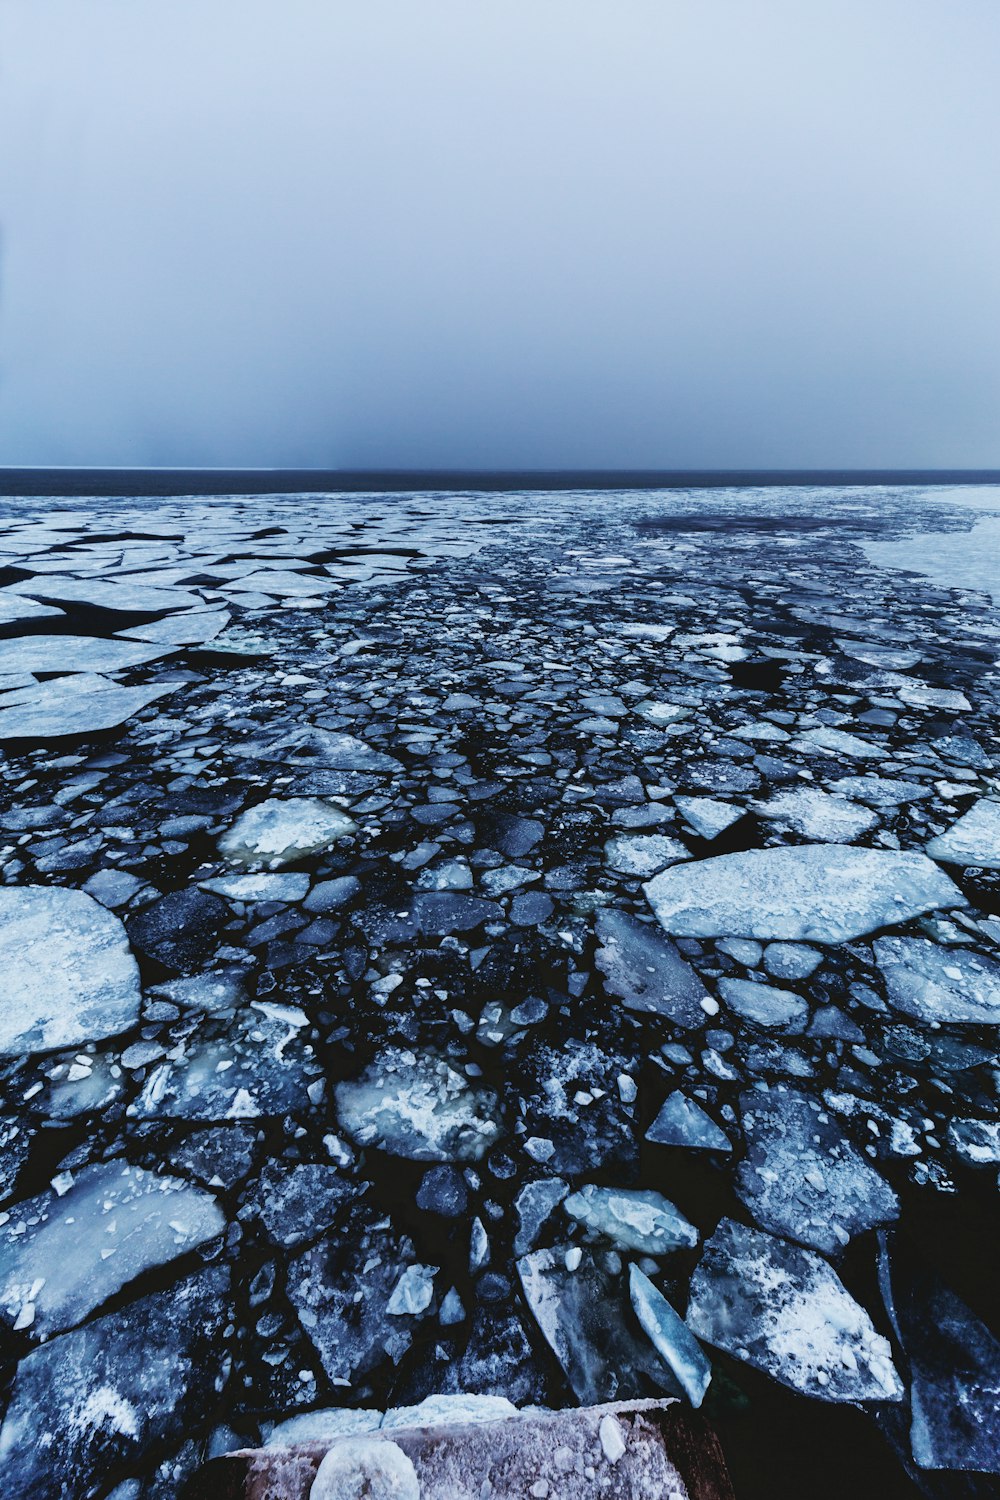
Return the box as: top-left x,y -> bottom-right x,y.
0,0 -> 998,470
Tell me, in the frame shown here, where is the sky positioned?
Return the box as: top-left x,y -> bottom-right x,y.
0,0 -> 999,471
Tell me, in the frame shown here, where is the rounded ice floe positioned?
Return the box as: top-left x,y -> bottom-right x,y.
309,1438 -> 420,1500
334,1049 -> 501,1162
0,885 -> 142,1054
644,844 -> 964,944
218,797 -> 356,866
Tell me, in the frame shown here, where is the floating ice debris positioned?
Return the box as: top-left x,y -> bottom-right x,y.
603,834 -> 688,877
517,1247 -> 678,1404
763,945 -> 822,983
686,1218 -> 903,1402
0,1268 -> 229,1500
926,798 -> 1000,868
673,796 -> 743,841
645,1092 -> 731,1152
335,1049 -> 502,1161
735,1089 -> 899,1254
0,1162 -> 224,1338
257,729 -> 402,773
251,1163 -> 356,1248
836,642 -> 923,670
791,726 -> 882,759
133,1008 -> 315,1119
200,872 -> 312,903
0,673 -> 175,739
751,788 -> 877,842
218,797 -> 356,865
386,1263 -> 438,1316
0,886 -> 142,1054
286,1204 -> 433,1384
514,1179 -> 569,1254
717,977 -> 809,1032
310,1438 -> 420,1500
879,1233 -> 1000,1473
563,1185 -> 698,1255
644,844 -> 964,943
594,909 -> 709,1028
126,888 -> 228,974
946,1118 -> 1000,1166
629,1265 -> 712,1408
873,937 -> 1000,1024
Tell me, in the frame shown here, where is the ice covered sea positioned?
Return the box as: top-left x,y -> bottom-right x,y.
0,482 -> 997,1499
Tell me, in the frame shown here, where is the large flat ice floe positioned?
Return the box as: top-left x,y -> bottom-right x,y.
686,1218 -> 904,1402
644,844 -> 964,943
0,885 -> 142,1053
0,673 -> 175,740
0,1161 -> 224,1337
925,798 -> 1000,868
335,1049 -> 502,1162
217,796 -> 357,865
873,936 -> 1000,1024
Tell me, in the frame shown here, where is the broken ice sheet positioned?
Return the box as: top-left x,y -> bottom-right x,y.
735,1088 -> 899,1255
926,797 -> 1000,868
879,1232 -> 1000,1473
686,1218 -> 903,1402
594,908 -> 709,1029
0,1161 -> 224,1338
0,673 -> 176,740
334,1048 -> 502,1161
0,1268 -> 229,1500
750,787 -> 878,842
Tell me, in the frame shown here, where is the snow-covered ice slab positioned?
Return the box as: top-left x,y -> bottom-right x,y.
0,635 -> 173,675
0,673 -> 176,740
873,936 -> 1000,1024
218,797 -> 357,866
0,1161 -> 224,1337
0,590 -> 64,624
644,845 -> 963,943
563,1185 -> 698,1255
926,798 -> 1000,868
190,1399 -> 734,1500
735,1088 -> 899,1254
0,885 -> 142,1054
750,788 -> 877,842
335,1049 -> 501,1161
687,1218 -> 904,1402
